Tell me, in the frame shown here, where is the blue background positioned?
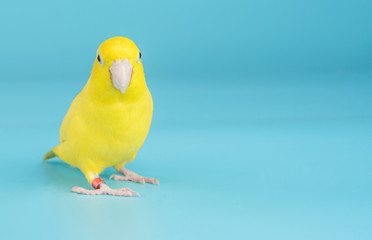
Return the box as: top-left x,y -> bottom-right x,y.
1,0 -> 372,239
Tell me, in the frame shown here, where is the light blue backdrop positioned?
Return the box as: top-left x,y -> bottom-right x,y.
1,0 -> 371,239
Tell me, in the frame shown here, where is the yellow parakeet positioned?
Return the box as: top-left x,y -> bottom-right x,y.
43,36 -> 158,196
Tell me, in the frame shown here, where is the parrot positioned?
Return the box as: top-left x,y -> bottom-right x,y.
43,36 -> 158,196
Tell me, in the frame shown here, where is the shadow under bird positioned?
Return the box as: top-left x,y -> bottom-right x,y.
44,36 -> 159,196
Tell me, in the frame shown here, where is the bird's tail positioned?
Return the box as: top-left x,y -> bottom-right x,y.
43,149 -> 57,161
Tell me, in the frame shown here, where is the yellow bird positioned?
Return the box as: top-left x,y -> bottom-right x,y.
43,37 -> 158,196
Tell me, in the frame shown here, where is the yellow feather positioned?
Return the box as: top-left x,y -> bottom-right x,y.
48,37 -> 153,183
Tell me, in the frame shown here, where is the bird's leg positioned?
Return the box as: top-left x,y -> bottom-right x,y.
71,176 -> 139,197
110,167 -> 159,184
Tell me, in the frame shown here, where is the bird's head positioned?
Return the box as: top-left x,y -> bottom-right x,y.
91,37 -> 144,95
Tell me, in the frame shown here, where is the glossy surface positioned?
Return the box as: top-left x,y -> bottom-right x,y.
1,73 -> 372,239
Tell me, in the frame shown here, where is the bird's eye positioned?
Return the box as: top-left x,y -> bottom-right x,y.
137,52 -> 141,63
97,54 -> 103,65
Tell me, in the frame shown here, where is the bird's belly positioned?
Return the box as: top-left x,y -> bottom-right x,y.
90,112 -> 152,167
64,100 -> 153,171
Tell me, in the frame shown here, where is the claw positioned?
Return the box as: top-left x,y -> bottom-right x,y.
71,184 -> 140,197
111,168 -> 160,185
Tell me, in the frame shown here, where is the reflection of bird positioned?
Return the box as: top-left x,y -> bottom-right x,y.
44,37 -> 158,196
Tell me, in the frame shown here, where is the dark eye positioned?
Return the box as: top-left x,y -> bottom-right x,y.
137,52 -> 142,63
97,54 -> 103,65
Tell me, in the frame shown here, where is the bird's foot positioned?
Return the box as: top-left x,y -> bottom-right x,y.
71,183 -> 139,197
110,168 -> 159,185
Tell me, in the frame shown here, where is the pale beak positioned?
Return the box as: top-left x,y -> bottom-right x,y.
109,59 -> 133,94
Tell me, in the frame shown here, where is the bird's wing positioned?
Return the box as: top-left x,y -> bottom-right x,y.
59,91 -> 82,143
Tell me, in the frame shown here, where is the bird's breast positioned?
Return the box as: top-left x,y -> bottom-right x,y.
85,91 -> 153,162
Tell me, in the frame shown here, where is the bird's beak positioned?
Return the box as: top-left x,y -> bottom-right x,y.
109,59 -> 133,94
